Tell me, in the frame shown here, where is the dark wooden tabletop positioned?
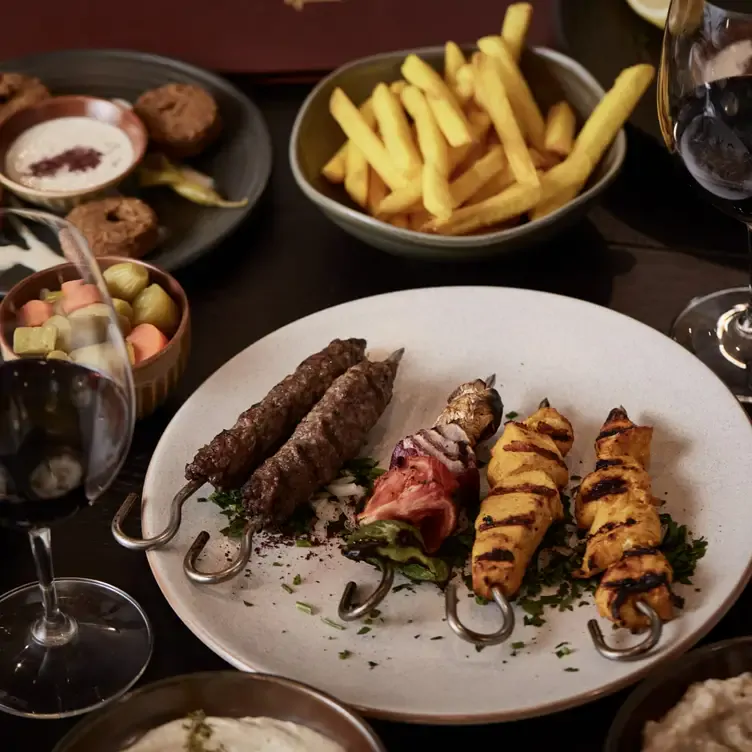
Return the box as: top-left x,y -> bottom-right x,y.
1,80 -> 750,751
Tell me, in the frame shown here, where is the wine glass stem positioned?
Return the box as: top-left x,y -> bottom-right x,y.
28,527 -> 77,647
740,225 -> 752,335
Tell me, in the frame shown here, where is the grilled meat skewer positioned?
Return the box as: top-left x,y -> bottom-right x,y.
575,407 -> 675,630
471,401 -> 574,601
185,338 -> 367,490
353,376 -> 503,556
242,351 -> 402,526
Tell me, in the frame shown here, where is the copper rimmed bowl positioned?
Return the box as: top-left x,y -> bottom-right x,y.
52,671 -> 386,752
0,256 -> 190,420
0,95 -> 148,212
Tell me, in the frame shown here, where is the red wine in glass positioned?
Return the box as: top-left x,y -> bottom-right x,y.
659,1 -> 752,402
0,206 -> 151,720
674,75 -> 752,221
0,359 -> 129,529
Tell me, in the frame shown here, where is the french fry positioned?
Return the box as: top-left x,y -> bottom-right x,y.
529,147 -> 560,170
455,63 -> 475,103
367,167 -> 389,215
477,35 -> 546,150
390,80 -> 407,97
529,151 -> 593,220
501,3 -> 533,63
445,41 -> 466,90
544,101 -> 577,157
474,54 -> 539,189
329,87 -> 408,191
321,98 -> 376,183
410,210 -> 431,230
574,64 -> 655,165
390,213 -> 410,228
376,182 -> 422,215
344,142 -> 369,208
402,54 -> 473,146
422,162 -> 453,219
401,85 -> 450,176
423,181 -> 542,235
466,167 -> 515,205
450,145 -> 506,207
532,64 -> 655,218
372,83 -> 422,174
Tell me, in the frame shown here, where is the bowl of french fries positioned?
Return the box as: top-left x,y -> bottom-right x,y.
290,4 -> 654,260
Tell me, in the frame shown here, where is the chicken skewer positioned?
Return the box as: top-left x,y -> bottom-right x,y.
338,376 -> 503,621
574,407 -> 676,660
447,399 -> 574,647
113,338 -> 367,551
184,350 -> 403,584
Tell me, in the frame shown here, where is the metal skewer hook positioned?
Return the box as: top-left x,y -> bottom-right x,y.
112,480 -> 203,551
445,582 -> 516,647
338,558 -> 395,621
587,600 -> 663,661
183,519 -> 260,585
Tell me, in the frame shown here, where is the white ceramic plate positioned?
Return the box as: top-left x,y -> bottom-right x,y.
142,287 -> 752,724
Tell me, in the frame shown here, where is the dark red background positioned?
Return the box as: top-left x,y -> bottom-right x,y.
3,0 -> 557,74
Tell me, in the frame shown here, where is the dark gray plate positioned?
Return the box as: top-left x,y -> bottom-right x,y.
556,0 -> 664,143
0,48 -> 272,293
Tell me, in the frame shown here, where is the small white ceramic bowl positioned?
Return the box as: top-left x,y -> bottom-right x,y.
0,95 -> 148,213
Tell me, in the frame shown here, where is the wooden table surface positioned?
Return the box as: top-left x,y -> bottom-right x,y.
1,80 -> 750,751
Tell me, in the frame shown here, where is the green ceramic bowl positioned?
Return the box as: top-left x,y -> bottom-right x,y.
290,45 -> 626,262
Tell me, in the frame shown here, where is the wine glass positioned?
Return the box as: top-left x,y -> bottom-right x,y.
0,207 -> 152,718
659,0 -> 752,401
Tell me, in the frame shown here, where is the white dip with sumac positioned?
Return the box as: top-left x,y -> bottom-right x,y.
4,116 -> 134,192
643,672 -> 752,751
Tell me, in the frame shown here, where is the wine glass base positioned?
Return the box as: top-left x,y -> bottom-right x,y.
671,286 -> 752,402
0,577 -> 153,719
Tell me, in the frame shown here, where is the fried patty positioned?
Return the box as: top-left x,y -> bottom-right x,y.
0,73 -> 50,126
66,197 -> 159,259
134,83 -> 221,158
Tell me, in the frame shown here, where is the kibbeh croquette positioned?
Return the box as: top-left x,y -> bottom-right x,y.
66,197 -> 159,259
134,83 -> 221,158
0,73 -> 50,126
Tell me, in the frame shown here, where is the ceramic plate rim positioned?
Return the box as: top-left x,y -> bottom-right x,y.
0,47 -> 273,274
142,286 -> 752,724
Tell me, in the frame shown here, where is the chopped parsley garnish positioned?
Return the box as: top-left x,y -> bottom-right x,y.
281,584 -> 294,594
482,515 -> 494,525
660,514 -> 708,584
292,574 -> 302,586
358,626 -> 372,635
430,636 -> 444,640
338,650 -> 352,660
272,562 -> 283,567
368,661 -> 379,669
198,489 -> 245,538
295,601 -> 314,615
183,710 -> 223,752
555,645 -> 575,658
505,411 -> 519,420
202,457 -> 383,539
369,609 -> 382,618
511,641 -> 525,650
564,667 -> 579,672
475,595 -> 489,605
322,617 -> 346,631
242,600 -> 253,607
